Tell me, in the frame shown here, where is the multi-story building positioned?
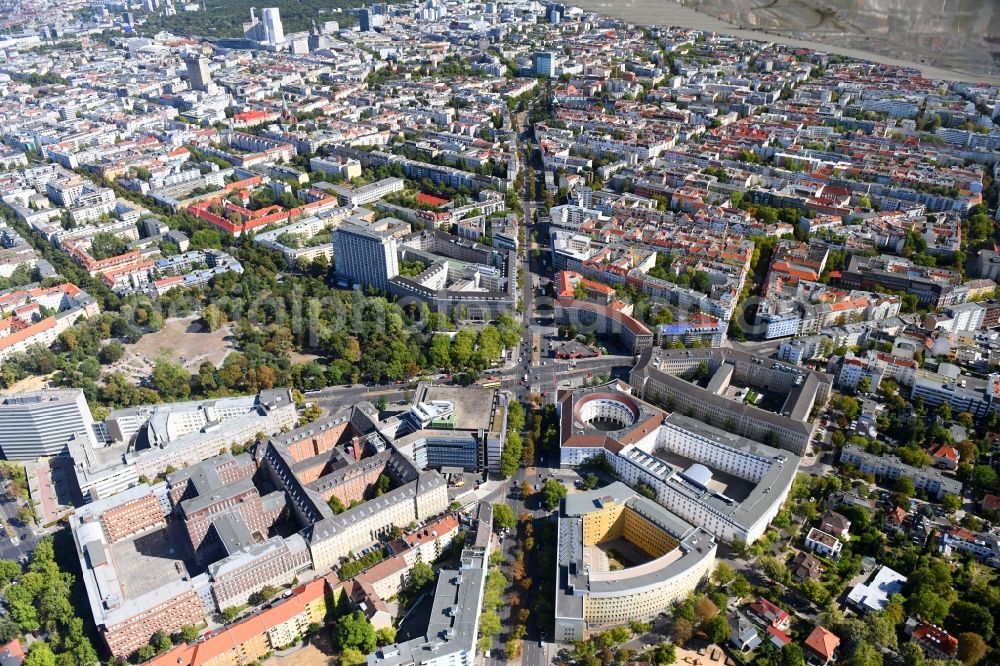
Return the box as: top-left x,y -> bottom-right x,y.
0,283 -> 101,363
557,382 -> 799,545
839,254 -> 964,308
0,389 -> 99,460
804,527 -> 843,559
534,51 -> 556,77
630,348 -> 831,456
554,482 -> 716,642
185,56 -> 211,91
939,526 -> 1000,567
69,390 -> 297,501
839,444 -> 962,498
261,7 -> 284,45
331,178 -> 404,207
369,502 -> 493,665
909,370 -> 1000,420
555,298 -> 654,354
72,485 -> 210,657
332,218 -> 402,293
837,350 -> 918,391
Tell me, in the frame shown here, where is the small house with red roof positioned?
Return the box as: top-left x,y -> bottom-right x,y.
0,639 -> 24,666
748,597 -> 790,631
928,444 -> 960,470
766,625 -> 792,649
804,625 -> 840,664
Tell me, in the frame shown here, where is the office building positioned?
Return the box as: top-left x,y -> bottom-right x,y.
185,56 -> 211,92
534,51 -> 556,77
359,8 -> 372,31
262,7 -> 284,45
630,347 -> 832,456
0,389 -> 98,460
72,485 -> 210,657
333,219 -> 400,293
558,381 -> 800,545
392,383 -> 510,473
554,483 -> 716,642
546,2 -> 564,23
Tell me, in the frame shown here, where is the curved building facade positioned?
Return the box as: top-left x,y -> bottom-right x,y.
555,482 -> 716,642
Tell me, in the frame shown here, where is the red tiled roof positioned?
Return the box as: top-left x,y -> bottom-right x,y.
767,625 -> 792,645
912,624 -> 958,657
804,625 -> 840,661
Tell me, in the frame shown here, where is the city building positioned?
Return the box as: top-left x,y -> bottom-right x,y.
554,299 -> 654,354
261,7 -> 284,45
369,501 -> 493,665
847,565 -> 907,613
392,383 -> 510,473
69,390 -> 297,502
534,51 -> 556,77
331,178 -> 405,207
332,218 -> 402,293
185,56 -> 211,92
554,482 -> 716,642
557,381 -> 799,545
0,283 -> 100,363
72,485 -> 210,657
0,389 -> 99,460
839,444 -> 962,499
630,347 -> 832,456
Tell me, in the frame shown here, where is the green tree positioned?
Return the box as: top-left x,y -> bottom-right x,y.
498,430 -> 522,477
540,478 -> 567,510
780,643 -> 806,666
88,232 -> 129,260
941,494 -> 961,512
937,401 -> 952,421
971,465 -> 997,490
672,617 -> 694,645
153,629 -> 172,653
98,341 -> 125,364
151,360 -> 191,400
702,615 -> 729,644
429,333 -> 452,369
329,495 -> 346,515
405,561 -> 435,596
0,559 -> 20,584
23,642 -> 56,666
493,503 -> 515,532
333,611 -> 377,653
340,647 -> 367,665
450,330 -> 476,368
180,624 -> 202,642
851,642 -> 883,666
712,562 -> 735,587
651,642 -> 676,665
376,626 -> 397,646
221,605 -> 247,622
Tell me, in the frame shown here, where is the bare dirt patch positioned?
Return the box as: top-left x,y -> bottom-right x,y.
124,317 -> 237,374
